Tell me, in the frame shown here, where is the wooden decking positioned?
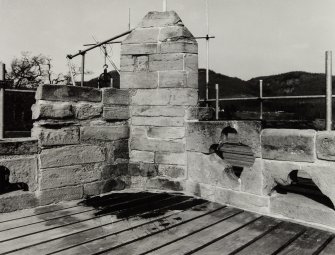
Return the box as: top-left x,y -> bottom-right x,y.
0,191 -> 334,255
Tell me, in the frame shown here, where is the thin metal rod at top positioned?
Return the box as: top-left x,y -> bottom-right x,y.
205,0 -> 209,106
326,51 -> 332,130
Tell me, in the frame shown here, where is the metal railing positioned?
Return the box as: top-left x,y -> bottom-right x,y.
200,51 -> 333,130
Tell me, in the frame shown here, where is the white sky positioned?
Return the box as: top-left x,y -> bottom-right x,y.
1,0 -> 335,81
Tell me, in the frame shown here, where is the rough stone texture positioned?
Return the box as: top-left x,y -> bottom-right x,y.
39,144 -> 105,168
215,187 -> 270,214
32,126 -> 80,147
80,125 -> 129,142
83,178 -> 131,196
158,26 -> 195,42
261,129 -> 316,162
73,102 -> 102,120
158,164 -> 186,178
131,106 -> 185,117
40,164 -> 101,190
120,55 -> 134,72
131,89 -> 171,106
316,131 -> 335,161
38,185 -> 84,205
139,11 -> 182,28
130,150 -> 155,163
103,106 -> 129,120
149,53 -> 184,71
36,85 -> 101,102
102,88 -> 129,105
129,163 -> 158,177
184,54 -> 198,72
32,101 -> 73,120
147,127 -> 185,139
146,177 -> 183,191
155,152 -> 186,165
121,43 -> 158,55
186,121 -> 262,157
130,136 -> 185,153
160,42 -> 198,54
132,116 -> 184,127
186,107 -> 215,121
0,156 -> 38,191
240,158 -> 263,195
123,28 -> 160,44
0,138 -> 38,155
0,191 -> 38,213
113,139 -> 129,163
169,89 -> 198,106
120,72 -> 158,89
270,193 -> 335,229
188,152 -> 240,190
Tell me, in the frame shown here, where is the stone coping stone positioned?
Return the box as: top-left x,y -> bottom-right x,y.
139,11 -> 182,28
316,131 -> 335,161
261,129 -> 316,162
0,138 -> 38,155
36,85 -> 101,102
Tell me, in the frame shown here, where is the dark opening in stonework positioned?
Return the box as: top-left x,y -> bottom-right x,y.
0,166 -> 28,194
274,170 -> 334,210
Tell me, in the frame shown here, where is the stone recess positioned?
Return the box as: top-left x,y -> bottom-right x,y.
188,152 -> 240,190
186,121 -> 262,157
32,126 -> 80,147
36,85 -> 101,102
316,131 -> 335,160
39,144 -> 106,168
32,101 -> 73,120
261,129 -> 316,162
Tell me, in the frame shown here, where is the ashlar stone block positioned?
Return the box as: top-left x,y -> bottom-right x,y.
32,126 -> 80,147
32,101 -> 73,120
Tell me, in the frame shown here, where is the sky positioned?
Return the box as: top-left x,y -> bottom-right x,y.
1,0 -> 335,81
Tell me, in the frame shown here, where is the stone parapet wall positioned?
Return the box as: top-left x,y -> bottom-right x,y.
120,11 -> 198,190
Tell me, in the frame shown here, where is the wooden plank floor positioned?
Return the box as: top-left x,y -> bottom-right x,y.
0,191 -> 334,255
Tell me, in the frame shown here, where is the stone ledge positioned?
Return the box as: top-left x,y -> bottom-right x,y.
36,85 -> 101,102
261,129 -> 316,162
0,138 -> 38,155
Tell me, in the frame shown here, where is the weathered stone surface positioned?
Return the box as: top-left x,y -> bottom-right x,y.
183,180 -> 215,201
158,164 -> 186,178
123,28 -> 160,44
130,136 -> 185,153
149,53 -> 184,71
261,129 -> 316,162
0,191 -> 38,213
120,55 -> 134,72
113,139 -> 129,162
186,107 -> 215,120
316,131 -> 335,161
32,126 -> 80,147
39,185 -> 83,205
103,106 -> 129,120
102,88 -> 129,105
32,101 -> 73,120
186,121 -> 262,157
36,85 -> 101,102
155,152 -> 186,165
39,144 -> 105,168
146,177 -> 183,191
0,138 -> 38,155
131,89 -> 170,105
158,71 -> 187,88
159,26 -> 195,42
83,178 -> 130,196
0,156 -> 38,191
130,150 -> 155,163
139,11 -> 182,28
40,164 -> 101,190
147,127 -> 185,139
73,103 -> 102,120
270,193 -> 335,229
184,54 -> 198,72
120,72 -> 158,89
187,72 -> 198,88
131,106 -> 185,117
188,152 -> 240,190
81,125 -> 129,142
121,43 -> 158,55
215,187 -> 270,213
240,158 -> 263,195
129,163 -> 158,177
101,163 -> 129,179
169,89 -> 198,106
160,42 -> 198,54
134,55 -> 149,71
132,116 -> 184,127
